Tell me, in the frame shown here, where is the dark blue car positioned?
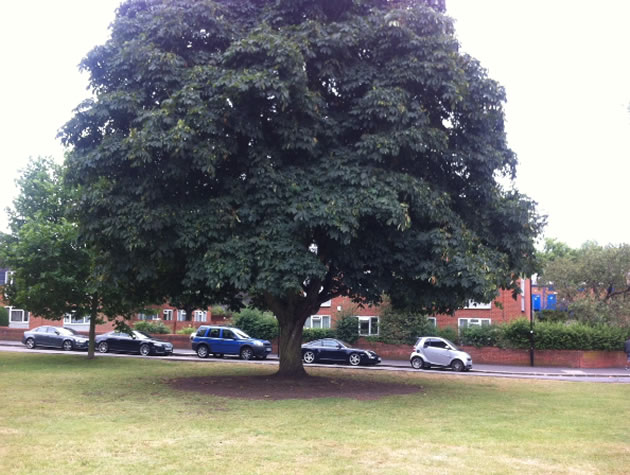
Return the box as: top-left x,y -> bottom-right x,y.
191,326 -> 272,360
22,326 -> 89,351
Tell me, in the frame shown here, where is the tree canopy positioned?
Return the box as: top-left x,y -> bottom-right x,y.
62,0 -> 542,375
0,158 -> 143,358
539,241 -> 630,326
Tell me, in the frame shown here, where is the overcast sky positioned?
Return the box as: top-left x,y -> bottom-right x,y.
1,0 -> 629,249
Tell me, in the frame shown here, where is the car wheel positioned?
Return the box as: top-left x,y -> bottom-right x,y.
139,344 -> 151,356
303,350 -> 316,364
25,338 -> 35,349
411,356 -> 424,370
97,341 -> 109,353
348,353 -> 361,366
451,359 -> 465,372
196,345 -> 209,358
62,340 -> 73,351
240,347 -> 254,360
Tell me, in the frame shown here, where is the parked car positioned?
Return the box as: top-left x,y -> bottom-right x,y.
22,326 -> 89,351
191,326 -> 272,360
95,331 -> 173,356
301,338 -> 381,366
410,336 -> 472,372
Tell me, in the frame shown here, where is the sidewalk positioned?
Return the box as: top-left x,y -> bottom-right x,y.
2,339 -> 628,377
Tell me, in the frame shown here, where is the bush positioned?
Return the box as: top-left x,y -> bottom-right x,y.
375,307 -> 435,345
435,326 -> 458,345
535,310 -> 569,323
176,326 -> 197,335
0,307 -> 8,327
232,307 -> 278,341
335,315 -> 360,344
460,325 -> 502,348
134,321 -> 171,334
303,328 -> 336,342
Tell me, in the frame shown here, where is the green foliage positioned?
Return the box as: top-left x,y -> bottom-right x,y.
61,0 -> 542,374
303,328 -> 337,342
460,325 -> 502,348
134,321 -> 171,334
539,241 -> 630,326
0,307 -> 8,327
535,310 -> 569,323
176,326 -> 197,335
376,307 -> 436,345
232,307 -> 278,341
334,315 -> 360,344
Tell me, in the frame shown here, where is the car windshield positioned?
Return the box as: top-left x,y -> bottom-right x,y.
337,340 -> 352,349
232,329 -> 250,339
131,331 -> 152,340
58,328 -> 80,336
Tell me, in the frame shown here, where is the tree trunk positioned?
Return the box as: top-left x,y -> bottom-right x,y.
87,299 -> 98,360
276,313 -> 309,378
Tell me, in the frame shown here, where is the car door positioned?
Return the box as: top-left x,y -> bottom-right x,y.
120,333 -> 139,353
424,339 -> 451,366
49,328 -> 65,348
320,339 -> 343,362
107,332 -> 125,352
220,329 -> 240,355
37,327 -> 55,347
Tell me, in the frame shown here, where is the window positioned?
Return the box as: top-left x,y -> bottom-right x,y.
9,308 -> 28,323
222,329 -> 235,339
304,315 -> 331,329
177,310 -> 187,321
64,314 -> 90,325
428,317 -> 437,327
320,299 -> 332,308
464,301 -> 492,310
163,309 -> 173,321
458,318 -> 491,331
196,326 -> 209,337
358,316 -> 379,336
209,328 -> 220,338
193,310 -> 207,322
137,312 -> 158,321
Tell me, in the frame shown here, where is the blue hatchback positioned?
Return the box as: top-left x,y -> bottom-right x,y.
191,326 -> 272,360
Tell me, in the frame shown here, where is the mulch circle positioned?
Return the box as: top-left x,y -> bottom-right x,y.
169,374 -> 423,401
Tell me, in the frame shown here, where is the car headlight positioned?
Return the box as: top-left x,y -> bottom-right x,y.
253,340 -> 263,347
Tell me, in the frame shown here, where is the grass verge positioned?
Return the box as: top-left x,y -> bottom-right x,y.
0,353 -> 628,474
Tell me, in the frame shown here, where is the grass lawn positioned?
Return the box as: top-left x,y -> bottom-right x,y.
0,353 -> 628,474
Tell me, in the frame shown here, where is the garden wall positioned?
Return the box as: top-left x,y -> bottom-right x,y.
354,338 -> 627,369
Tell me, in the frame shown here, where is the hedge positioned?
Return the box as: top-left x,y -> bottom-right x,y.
134,321 -> 171,334
460,318 -> 630,351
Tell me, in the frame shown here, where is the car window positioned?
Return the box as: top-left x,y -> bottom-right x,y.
208,328 -> 220,338
429,340 -> 448,349
196,326 -> 209,337
304,340 -> 320,347
58,328 -> 78,336
322,340 -> 337,348
222,329 -> 235,339
133,331 -> 151,340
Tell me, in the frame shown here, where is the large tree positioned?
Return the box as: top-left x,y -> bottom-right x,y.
539,241 -> 630,326
0,158 -> 143,358
62,0 -> 541,376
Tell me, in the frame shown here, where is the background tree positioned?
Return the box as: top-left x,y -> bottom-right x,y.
539,241 -> 630,326
0,158 -> 143,358
62,0 -> 542,376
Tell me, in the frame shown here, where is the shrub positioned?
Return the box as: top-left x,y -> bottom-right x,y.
460,325 -> 502,348
435,326 -> 458,345
303,328 -> 336,342
134,321 -> 171,334
335,315 -> 360,344
500,318 -> 532,349
232,307 -> 278,341
535,310 -> 569,323
0,307 -> 8,327
376,307 -> 435,345
176,326 -> 197,335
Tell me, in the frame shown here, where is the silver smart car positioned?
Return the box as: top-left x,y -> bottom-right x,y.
410,336 -> 472,372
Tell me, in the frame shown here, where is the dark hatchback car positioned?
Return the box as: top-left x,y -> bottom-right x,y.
22,326 -> 89,351
95,331 -> 173,356
191,326 -> 272,360
301,338 -> 381,366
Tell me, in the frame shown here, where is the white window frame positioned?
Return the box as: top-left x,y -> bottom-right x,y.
163,309 -> 173,321
458,318 -> 491,331
63,314 -> 91,325
137,312 -> 158,321
358,316 -> 379,336
427,317 -> 437,327
9,307 -> 28,323
464,300 -> 492,310
193,310 -> 207,322
177,310 -> 187,321
304,315 -> 331,329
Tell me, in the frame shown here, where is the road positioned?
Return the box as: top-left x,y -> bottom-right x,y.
1,341 -> 629,383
